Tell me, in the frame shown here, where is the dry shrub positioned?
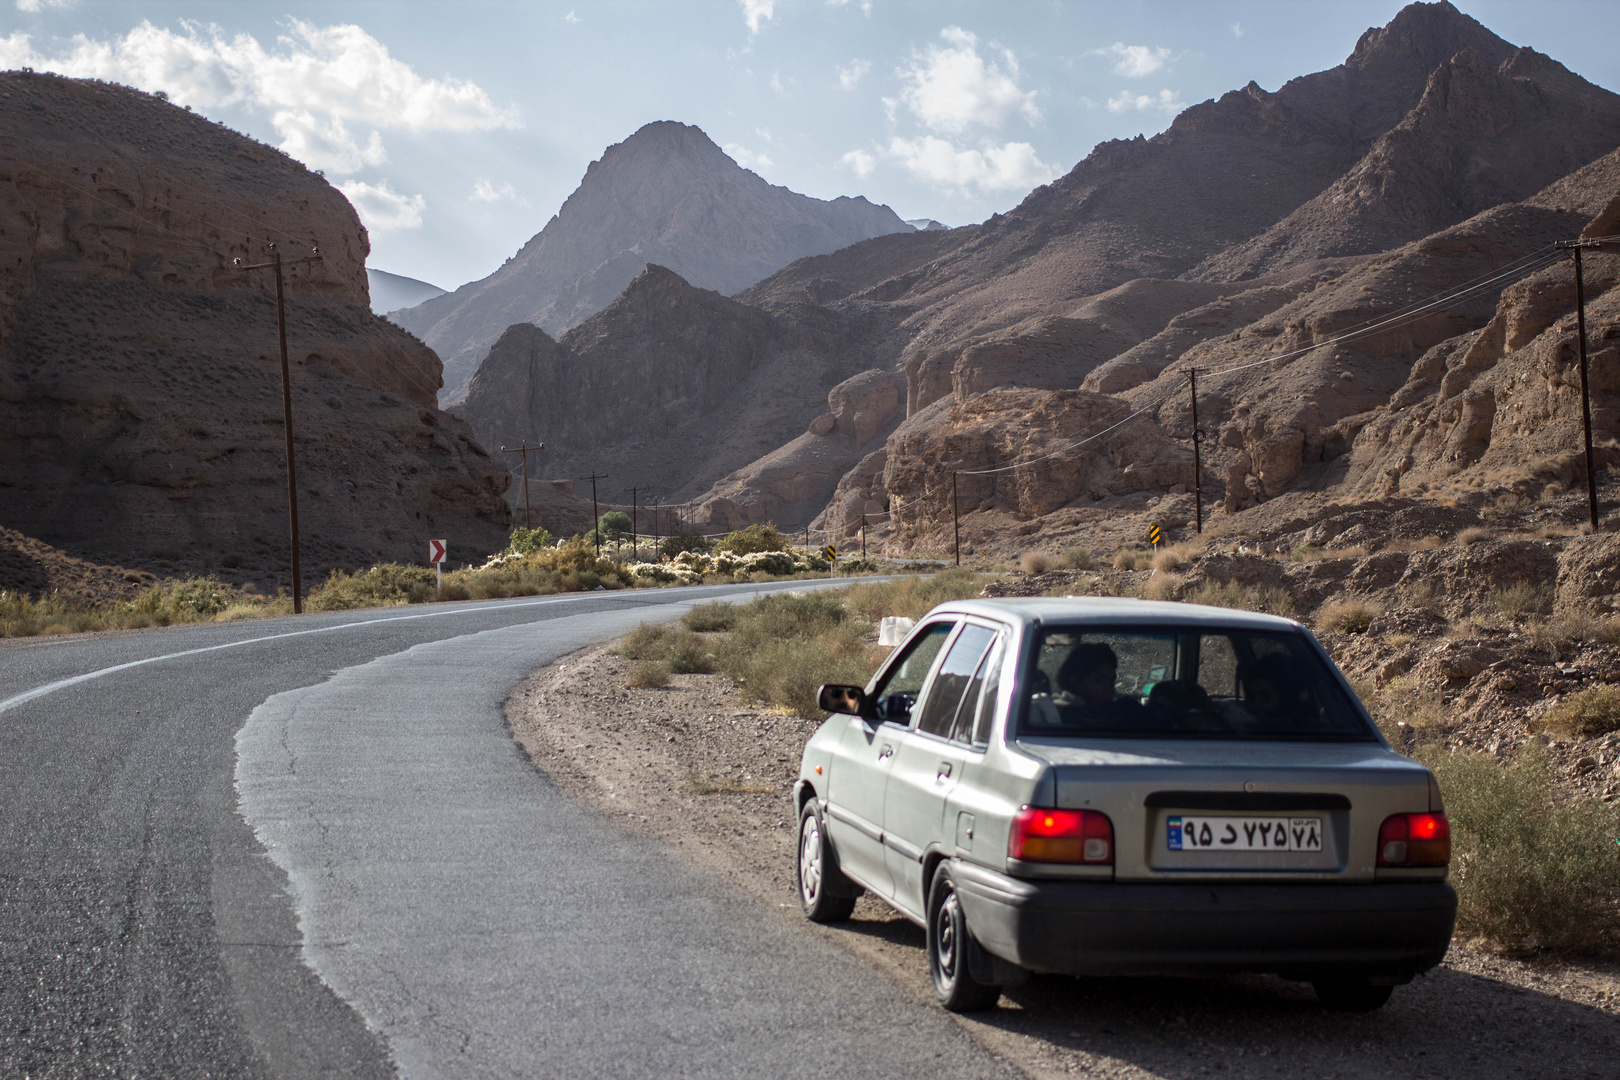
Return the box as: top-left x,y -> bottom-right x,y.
1143,571 -> 1185,601
1530,611 -> 1620,649
1020,551 -> 1052,575
626,661 -> 670,688
1185,580 -> 1295,616
1489,580 -> 1552,621
1540,684 -> 1620,737
1059,547 -> 1096,571
1458,527 -> 1493,546
681,602 -> 738,633
717,592 -> 873,715
1151,549 -> 1186,573
843,569 -> 983,623
1114,549 -> 1141,571
619,622 -> 671,660
1317,595 -> 1383,634
1398,579 -> 1440,613
1420,747 -> 1620,953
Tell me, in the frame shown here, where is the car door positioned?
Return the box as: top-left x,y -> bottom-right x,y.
881,621 -> 1000,919
824,619 -> 954,899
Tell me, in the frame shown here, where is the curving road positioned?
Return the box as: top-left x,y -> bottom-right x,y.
0,584 -> 1018,1079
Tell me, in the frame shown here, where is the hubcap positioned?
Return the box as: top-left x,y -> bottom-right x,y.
799,815 -> 822,904
935,890 -> 960,985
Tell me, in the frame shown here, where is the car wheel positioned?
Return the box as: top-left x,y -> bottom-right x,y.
1312,977 -> 1395,1013
797,801 -> 857,923
926,862 -> 1001,1012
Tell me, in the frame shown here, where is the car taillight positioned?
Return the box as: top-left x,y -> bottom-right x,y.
1009,807 -> 1113,864
1377,812 -> 1450,867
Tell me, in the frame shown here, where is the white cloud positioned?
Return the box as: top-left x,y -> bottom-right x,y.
885,135 -> 1057,193
470,179 -> 524,204
338,179 -> 424,231
839,148 -> 876,177
723,142 -> 774,172
0,20 -> 517,177
1230,22 -> 1245,39
1106,88 -> 1185,115
564,10 -> 580,24
16,0 -> 73,11
838,58 -> 871,90
1095,43 -> 1172,78
896,26 -> 1040,135
770,71 -> 784,93
827,0 -> 873,13
740,0 -> 774,33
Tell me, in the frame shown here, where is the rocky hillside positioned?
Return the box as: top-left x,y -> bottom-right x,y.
454,2 -> 1620,559
0,72 -> 510,590
393,121 -> 912,404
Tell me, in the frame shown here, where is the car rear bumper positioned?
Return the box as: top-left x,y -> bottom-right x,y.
952,860 -> 1456,980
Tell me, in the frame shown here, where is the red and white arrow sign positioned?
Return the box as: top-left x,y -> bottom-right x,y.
429,539 -> 447,564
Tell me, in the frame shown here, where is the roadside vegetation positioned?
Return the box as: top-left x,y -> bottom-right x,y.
0,519 -> 887,639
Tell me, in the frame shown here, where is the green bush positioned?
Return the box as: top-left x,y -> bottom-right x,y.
660,532 -> 712,557
842,569 -> 985,623
310,564 -> 437,610
715,522 -> 789,555
1420,747 -> 1620,953
506,526 -> 554,555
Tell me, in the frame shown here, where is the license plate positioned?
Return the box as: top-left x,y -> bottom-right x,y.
1167,815 -> 1323,852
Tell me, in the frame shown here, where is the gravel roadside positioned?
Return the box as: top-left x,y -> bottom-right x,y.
507,640 -> 1620,1080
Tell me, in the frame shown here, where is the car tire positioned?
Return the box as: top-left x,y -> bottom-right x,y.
926,862 -> 1001,1012
1312,977 -> 1395,1013
797,800 -> 857,923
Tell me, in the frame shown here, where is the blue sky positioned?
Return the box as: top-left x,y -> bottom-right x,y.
4,1 -> 1618,290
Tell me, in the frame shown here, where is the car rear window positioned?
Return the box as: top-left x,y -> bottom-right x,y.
1016,624 -> 1376,741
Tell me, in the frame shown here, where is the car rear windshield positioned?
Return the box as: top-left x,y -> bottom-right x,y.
1016,624 -> 1377,741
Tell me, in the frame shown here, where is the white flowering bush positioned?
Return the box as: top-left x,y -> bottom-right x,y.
667,548 -> 831,577
626,562 -> 703,585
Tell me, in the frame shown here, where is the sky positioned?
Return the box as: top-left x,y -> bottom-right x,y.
3,1 -> 1619,291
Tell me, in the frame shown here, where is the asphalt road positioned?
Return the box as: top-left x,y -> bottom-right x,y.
0,583 -> 1020,1079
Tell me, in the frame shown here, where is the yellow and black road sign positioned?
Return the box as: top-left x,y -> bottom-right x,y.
1148,525 -> 1162,546
823,545 -> 836,561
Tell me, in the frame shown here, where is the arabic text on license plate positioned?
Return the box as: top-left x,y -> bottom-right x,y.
1167,815 -> 1323,852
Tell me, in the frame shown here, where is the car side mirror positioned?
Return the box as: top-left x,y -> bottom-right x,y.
817,684 -> 867,716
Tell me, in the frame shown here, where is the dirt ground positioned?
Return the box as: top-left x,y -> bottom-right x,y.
507,642 -> 1620,1080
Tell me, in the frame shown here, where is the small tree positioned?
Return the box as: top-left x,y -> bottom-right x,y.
716,522 -> 789,555
597,511 -> 634,542
660,531 -> 712,558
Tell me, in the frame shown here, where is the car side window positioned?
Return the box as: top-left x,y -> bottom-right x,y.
915,624 -> 996,737
870,621 -> 954,725
955,633 -> 1004,748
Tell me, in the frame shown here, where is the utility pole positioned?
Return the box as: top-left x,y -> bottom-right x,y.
235,244 -> 321,614
1188,368 -> 1204,535
952,471 -> 961,567
500,442 -> 544,529
1557,238 -> 1612,532
653,496 -> 660,558
861,513 -> 866,557
631,486 -> 638,562
580,472 -> 609,558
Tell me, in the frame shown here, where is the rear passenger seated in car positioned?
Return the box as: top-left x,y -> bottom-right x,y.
1045,643 -> 1147,729
1237,654 -> 1318,730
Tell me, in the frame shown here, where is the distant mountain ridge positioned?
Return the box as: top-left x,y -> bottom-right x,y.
392,121 -> 911,403
368,267 -> 446,316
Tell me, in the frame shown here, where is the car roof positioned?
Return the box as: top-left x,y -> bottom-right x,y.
926,596 -> 1305,633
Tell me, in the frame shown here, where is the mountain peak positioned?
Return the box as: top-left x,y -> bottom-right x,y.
1346,1 -> 1511,74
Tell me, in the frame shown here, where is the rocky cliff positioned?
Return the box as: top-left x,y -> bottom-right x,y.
0,72 -> 511,588
393,121 -> 912,404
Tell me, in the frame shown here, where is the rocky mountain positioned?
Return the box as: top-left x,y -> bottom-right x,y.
369,267 -> 446,316
392,121 -> 912,404
0,72 -> 511,590
456,2 -> 1620,556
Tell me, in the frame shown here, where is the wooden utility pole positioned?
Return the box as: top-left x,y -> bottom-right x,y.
1188,368 -> 1204,535
500,442 -> 544,529
235,244 -> 321,614
952,471 -> 961,567
631,486 -> 638,561
580,473 -> 609,557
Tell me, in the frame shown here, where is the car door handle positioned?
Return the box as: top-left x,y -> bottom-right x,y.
878,744 -> 895,759
936,762 -> 952,780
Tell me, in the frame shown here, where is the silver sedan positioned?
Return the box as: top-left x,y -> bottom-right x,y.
796,597 -> 1455,1013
